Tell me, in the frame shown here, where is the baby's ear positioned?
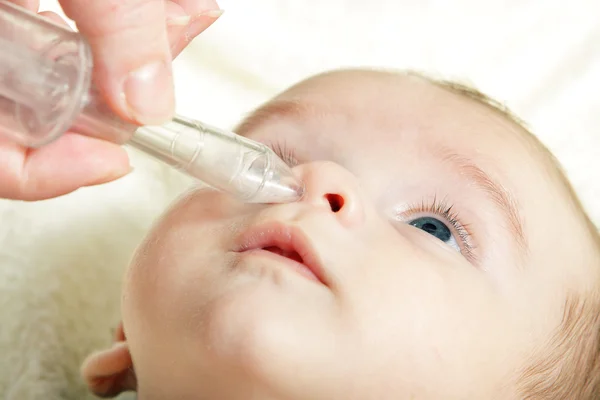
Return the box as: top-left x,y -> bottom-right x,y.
81,322 -> 137,398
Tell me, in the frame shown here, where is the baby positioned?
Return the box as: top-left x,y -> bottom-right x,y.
81,69 -> 600,399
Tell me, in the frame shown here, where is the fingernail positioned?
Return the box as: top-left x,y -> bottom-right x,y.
102,164 -> 131,182
169,9 -> 223,58
123,61 -> 175,125
167,15 -> 192,26
196,9 -> 224,18
111,341 -> 128,350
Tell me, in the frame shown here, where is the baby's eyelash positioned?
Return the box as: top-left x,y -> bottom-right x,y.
401,196 -> 476,262
269,141 -> 300,167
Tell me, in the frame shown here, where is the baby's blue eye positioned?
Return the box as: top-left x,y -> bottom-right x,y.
409,217 -> 459,251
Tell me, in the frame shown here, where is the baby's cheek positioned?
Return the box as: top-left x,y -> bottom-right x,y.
123,228 -> 164,313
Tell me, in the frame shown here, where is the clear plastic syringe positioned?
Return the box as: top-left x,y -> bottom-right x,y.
0,1 -> 304,203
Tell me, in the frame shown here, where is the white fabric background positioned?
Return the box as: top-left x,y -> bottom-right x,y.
0,1 -> 598,398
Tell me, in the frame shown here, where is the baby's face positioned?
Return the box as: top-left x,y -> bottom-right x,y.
119,71 -> 597,399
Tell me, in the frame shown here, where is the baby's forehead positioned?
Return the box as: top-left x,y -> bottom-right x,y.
269,70 -> 533,163
242,70 -> 573,212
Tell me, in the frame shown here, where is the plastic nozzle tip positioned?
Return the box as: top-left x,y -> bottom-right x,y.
247,153 -> 305,204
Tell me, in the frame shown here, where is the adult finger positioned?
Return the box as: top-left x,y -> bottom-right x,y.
163,1 -> 193,58
174,0 -> 219,18
37,10 -> 70,26
7,0 -> 39,12
0,134 -> 130,201
58,0 -> 176,126
169,0 -> 222,58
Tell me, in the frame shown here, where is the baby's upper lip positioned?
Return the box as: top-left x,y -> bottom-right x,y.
233,222 -> 328,286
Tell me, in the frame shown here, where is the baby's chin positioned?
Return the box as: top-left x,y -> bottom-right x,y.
147,266 -> 343,397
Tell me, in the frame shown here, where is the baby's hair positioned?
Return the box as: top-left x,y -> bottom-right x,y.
417,71 -> 600,400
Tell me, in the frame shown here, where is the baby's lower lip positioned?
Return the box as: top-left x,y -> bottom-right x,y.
244,248 -> 322,283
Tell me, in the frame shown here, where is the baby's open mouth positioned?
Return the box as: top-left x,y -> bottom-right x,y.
235,222 -> 327,286
260,245 -> 320,283
263,246 -> 304,264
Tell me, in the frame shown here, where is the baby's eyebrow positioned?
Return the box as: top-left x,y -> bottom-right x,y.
235,100 -> 319,135
436,148 -> 528,257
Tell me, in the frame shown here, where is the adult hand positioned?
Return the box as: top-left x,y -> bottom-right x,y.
0,0 -> 222,201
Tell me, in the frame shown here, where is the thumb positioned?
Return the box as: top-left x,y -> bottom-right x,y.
59,0 -> 175,125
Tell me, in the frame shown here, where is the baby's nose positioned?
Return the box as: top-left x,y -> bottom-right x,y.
295,161 -> 365,228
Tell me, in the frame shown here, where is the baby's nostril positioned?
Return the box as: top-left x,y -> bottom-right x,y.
325,193 -> 344,213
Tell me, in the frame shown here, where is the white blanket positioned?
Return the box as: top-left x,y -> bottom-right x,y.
1,1 -> 598,398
